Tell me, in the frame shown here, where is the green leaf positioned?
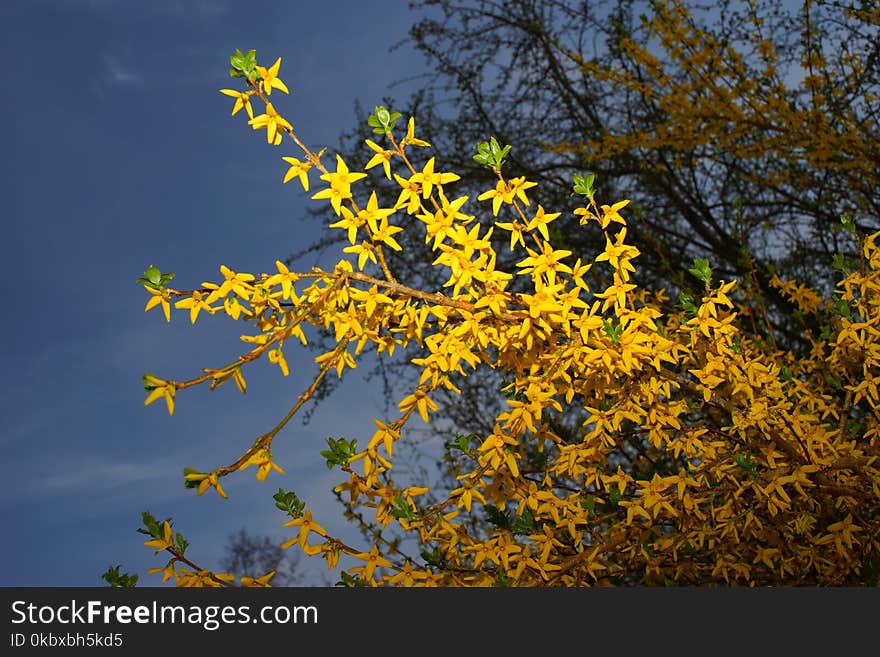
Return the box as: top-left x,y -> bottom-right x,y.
494,571 -> 512,587
572,173 -> 595,198
367,106 -> 401,135
320,436 -> 358,469
182,467 -> 201,490
688,258 -> 713,287
831,298 -> 852,319
420,548 -> 447,569
483,504 -> 509,530
229,48 -> 258,79
510,508 -> 534,535
603,318 -> 623,345
137,264 -> 174,290
102,565 -> 139,588
528,448 -> 548,471
136,511 -> 171,539
390,494 -> 417,522
733,453 -> 758,479
846,420 -> 866,439
832,253 -> 852,274
444,432 -> 478,453
336,572 -> 366,587
582,495 -> 596,516
473,136 -> 511,170
140,511 -> 160,537
608,487 -> 623,506
273,488 -> 305,518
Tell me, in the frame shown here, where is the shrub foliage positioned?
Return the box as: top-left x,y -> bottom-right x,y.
111,7 -> 880,586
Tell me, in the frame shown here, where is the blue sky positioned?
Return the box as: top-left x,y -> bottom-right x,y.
1,0 -> 438,586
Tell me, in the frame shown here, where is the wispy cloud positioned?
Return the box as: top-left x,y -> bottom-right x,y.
40,458 -> 178,492
104,54 -> 141,87
39,0 -> 228,18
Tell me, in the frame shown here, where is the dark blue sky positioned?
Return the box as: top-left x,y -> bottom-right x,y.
2,0 -> 438,586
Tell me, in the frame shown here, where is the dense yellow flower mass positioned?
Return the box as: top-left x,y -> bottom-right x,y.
135,50 -> 880,588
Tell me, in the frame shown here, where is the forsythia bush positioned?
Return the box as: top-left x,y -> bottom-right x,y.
120,50 -> 879,587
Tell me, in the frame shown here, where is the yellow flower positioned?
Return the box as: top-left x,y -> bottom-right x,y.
203,265 -> 255,304
311,154 -> 367,215
368,216 -> 404,251
281,156 -> 312,190
184,471 -> 229,499
515,241 -> 573,285
218,88 -> 255,119
174,290 -> 214,324
282,509 -> 328,552
264,259 -> 299,300
330,191 -> 395,244
399,388 -> 439,422
268,348 -> 290,376
384,560 -> 429,586
594,272 -> 637,311
508,176 -> 538,206
351,545 -> 392,582
255,57 -> 289,96
248,102 -> 292,145
364,139 -> 393,179
409,157 -> 460,198
599,199 -> 630,229
401,117 -> 431,147
321,542 -> 341,569
393,172 -> 425,214
477,179 -> 514,216
147,561 -> 180,584
144,286 -> 171,322
143,521 -> 174,554
573,206 -> 597,225
450,481 -> 486,512
223,295 -> 251,320
241,571 -> 276,587
343,241 -> 378,270
594,227 -> 641,281
495,220 -> 526,251
419,192 -> 472,250
525,205 -> 561,241
177,569 -> 235,588
239,449 -> 286,481
143,376 -> 176,416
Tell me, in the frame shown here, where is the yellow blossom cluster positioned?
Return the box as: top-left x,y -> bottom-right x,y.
138,54 -> 880,587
